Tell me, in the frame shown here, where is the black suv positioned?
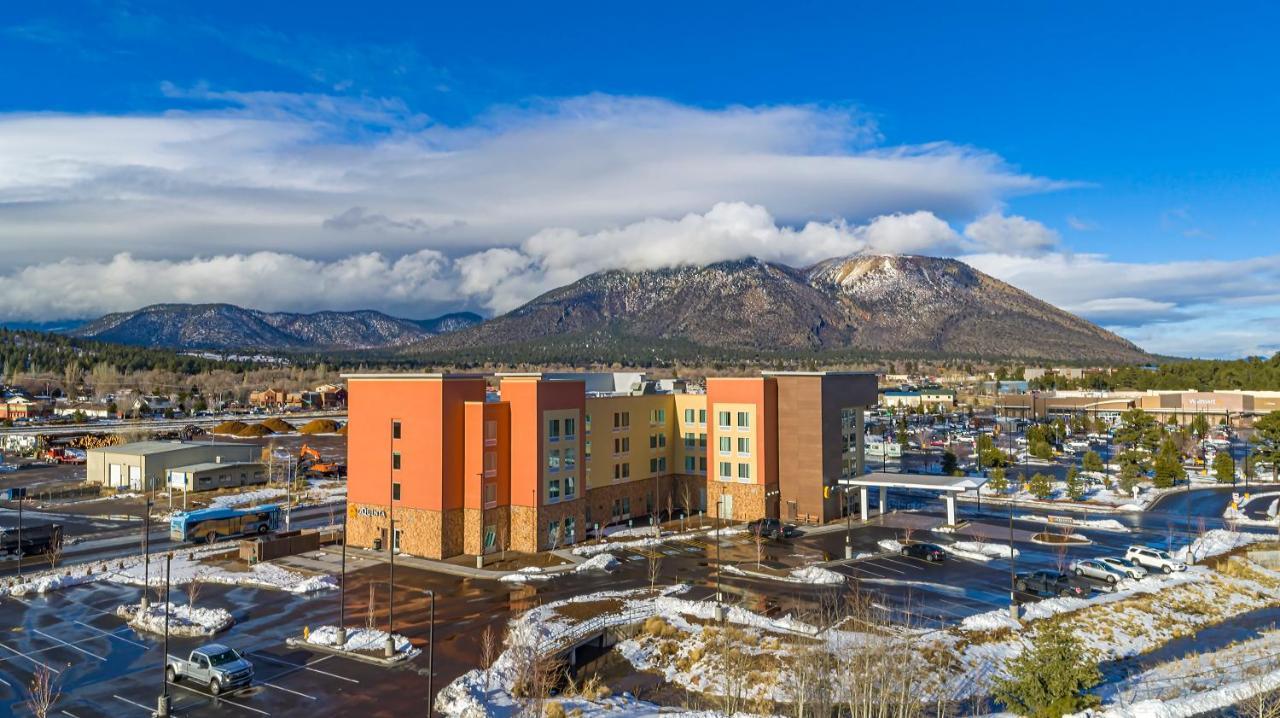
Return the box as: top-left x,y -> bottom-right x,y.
746,518 -> 798,539
900,542 -> 945,562
1015,570 -> 1090,598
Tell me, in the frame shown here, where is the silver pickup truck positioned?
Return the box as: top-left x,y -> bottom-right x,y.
166,644 -> 254,695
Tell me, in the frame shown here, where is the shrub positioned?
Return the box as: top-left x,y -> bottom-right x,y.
543,701 -> 565,718
993,622 -> 1101,718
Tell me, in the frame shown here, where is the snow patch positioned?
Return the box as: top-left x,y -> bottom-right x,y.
117,601 -> 233,636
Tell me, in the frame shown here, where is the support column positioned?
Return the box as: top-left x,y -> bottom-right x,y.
855,408 -> 866,476
879,486 -> 888,517
945,494 -> 956,526
860,487 -> 869,522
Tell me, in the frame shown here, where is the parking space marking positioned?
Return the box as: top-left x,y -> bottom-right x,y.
0,674 -> 11,687
7,596 -> 31,607
258,678 -> 318,700
73,620 -> 149,649
33,628 -> 106,661
0,640 -> 63,674
59,710 -> 79,718
112,695 -> 154,713
168,681 -> 271,716
247,651 -> 360,683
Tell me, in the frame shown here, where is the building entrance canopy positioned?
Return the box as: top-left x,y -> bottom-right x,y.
841,471 -> 987,526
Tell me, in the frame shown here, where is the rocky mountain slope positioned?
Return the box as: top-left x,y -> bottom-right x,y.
414,255 -> 1148,363
71,304 -> 481,351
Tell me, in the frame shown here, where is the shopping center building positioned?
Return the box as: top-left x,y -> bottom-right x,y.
343,371 -> 877,559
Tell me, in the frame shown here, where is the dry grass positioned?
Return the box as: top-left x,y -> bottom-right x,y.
553,599 -> 623,622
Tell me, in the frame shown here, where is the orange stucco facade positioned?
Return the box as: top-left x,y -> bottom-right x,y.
343,371 -> 875,559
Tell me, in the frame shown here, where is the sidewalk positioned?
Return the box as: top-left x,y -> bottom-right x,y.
316,544 -> 586,580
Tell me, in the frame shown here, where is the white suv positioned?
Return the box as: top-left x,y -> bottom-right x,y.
1124,545 -> 1187,574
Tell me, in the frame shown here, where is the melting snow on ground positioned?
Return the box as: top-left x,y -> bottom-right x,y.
303,625 -> 421,659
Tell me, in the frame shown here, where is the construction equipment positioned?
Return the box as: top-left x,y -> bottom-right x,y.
43,447 -> 87,464
298,443 -> 345,478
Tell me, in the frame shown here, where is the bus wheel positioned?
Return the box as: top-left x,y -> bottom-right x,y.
205,532 -> 218,544
257,524 -> 268,534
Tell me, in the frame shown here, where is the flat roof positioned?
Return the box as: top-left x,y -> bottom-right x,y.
760,371 -> 876,377
93,440 -> 242,457
841,471 -> 987,492
169,461 -> 264,474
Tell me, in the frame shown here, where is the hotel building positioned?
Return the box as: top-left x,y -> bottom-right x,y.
343,371 -> 876,560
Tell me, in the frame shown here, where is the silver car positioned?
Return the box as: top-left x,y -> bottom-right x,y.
1098,556 -> 1147,579
1071,558 -> 1128,584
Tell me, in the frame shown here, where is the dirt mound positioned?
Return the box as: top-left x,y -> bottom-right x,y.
261,417 -> 295,433
299,419 -> 341,434
236,423 -> 275,438
212,420 -> 248,435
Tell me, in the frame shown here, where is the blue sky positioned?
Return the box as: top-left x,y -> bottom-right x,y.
2,1 -> 1278,358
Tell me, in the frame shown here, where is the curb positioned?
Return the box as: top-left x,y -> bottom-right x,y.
285,637 -> 415,667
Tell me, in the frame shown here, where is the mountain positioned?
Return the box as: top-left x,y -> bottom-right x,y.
70,304 -> 482,351
411,255 -> 1149,363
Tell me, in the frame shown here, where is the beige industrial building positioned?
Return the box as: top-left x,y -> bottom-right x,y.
86,440 -> 258,491
165,461 -> 268,492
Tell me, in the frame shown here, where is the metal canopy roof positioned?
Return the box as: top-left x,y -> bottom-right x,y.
841,471 -> 987,493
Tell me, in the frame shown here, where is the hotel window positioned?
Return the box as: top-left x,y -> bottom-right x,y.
484,420 -> 497,445
483,482 -> 497,507
564,447 -> 577,469
684,432 -> 696,448
737,411 -> 750,429
717,411 -> 731,428
650,408 -> 666,425
614,437 -> 630,454
392,482 -> 401,500
719,436 -> 731,454
483,451 -> 497,476
657,456 -> 667,472
718,461 -> 732,480
585,414 -> 592,433
547,520 -> 561,544
564,417 -> 576,438
548,449 -> 561,472
684,408 -> 695,423
392,420 -> 401,439
650,458 -> 658,473
548,419 -> 561,441
698,409 -> 707,425
685,456 -> 696,472
564,476 -> 576,499
622,496 -> 631,515
392,452 -> 401,470
650,433 -> 666,449
699,433 -> 707,448
548,479 -> 561,501
699,457 -> 707,473
613,463 -> 631,480
737,437 -> 750,456
738,464 -> 751,480
613,411 -> 630,429
585,440 -> 592,459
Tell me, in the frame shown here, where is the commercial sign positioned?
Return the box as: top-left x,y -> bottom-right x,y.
350,505 -> 387,519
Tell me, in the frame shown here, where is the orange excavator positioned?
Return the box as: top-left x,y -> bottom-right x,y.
299,443 -> 346,478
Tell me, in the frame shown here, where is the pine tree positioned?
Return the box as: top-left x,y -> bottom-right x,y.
1213,452 -> 1236,484
1152,437 -> 1184,489
941,450 -> 958,475
987,467 -> 1008,494
994,622 -> 1101,718
1065,468 -> 1086,501
1081,450 -> 1104,473
1028,472 -> 1053,500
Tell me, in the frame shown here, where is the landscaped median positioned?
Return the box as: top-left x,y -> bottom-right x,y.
116,601 -> 234,637
286,625 -> 420,665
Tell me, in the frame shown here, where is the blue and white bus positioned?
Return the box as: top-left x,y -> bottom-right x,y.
170,505 -> 282,544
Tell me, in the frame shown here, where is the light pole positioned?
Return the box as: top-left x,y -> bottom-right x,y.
142,497 -> 153,611
156,551 -> 172,717
1008,485 -> 1019,620
425,588 -> 436,716
15,487 -> 24,582
714,488 -> 725,621
336,492 -> 348,647
386,420 -> 397,659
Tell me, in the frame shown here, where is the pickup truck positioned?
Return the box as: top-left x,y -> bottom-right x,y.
166,644 -> 254,695
1015,570 -> 1090,598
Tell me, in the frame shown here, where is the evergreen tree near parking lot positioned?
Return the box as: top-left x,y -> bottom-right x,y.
942,450 -> 959,476
1213,451 -> 1236,484
1065,468 -> 1086,501
1152,436 -> 1185,489
1254,412 -> 1280,482
994,622 -> 1101,718
1028,472 -> 1053,500
1081,450 -> 1104,473
987,467 -> 1009,494
1117,463 -> 1143,495
1030,439 -> 1055,461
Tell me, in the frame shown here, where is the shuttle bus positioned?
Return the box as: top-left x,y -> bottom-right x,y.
170,505 -> 282,544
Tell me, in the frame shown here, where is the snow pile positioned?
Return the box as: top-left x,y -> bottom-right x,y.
573,553 -> 620,573
498,567 -> 549,583
1174,529 -> 1273,562
941,541 -> 1019,562
877,538 -> 905,553
787,566 -> 845,585
208,489 -> 286,510
572,524 -> 743,557
303,625 -> 420,659
1015,514 -> 1130,532
107,546 -> 338,594
572,535 -> 663,557
6,569 -> 99,597
117,601 -> 233,636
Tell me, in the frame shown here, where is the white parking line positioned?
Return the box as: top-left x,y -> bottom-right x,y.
73,620 -> 149,649
33,629 -> 106,661
59,710 -> 79,717
169,681 -> 270,716
258,679 -> 318,700
0,674 -> 10,687
113,695 -> 154,713
0,641 -> 62,674
7,596 -> 31,606
247,651 -> 359,683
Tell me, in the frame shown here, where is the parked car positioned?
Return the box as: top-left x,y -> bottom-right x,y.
1124,545 -> 1187,574
901,542 -> 945,562
1015,570 -> 1090,598
166,644 -> 253,695
1070,559 -> 1128,584
1097,556 -> 1147,579
745,518 -> 799,539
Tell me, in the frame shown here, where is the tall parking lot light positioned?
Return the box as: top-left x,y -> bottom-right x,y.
424,589 -> 435,716
14,487 -> 24,582
386,420 -> 397,659
156,551 -> 172,718
336,496 -> 348,647
714,489 -> 725,622
142,497 -> 153,611
1008,488 -> 1019,620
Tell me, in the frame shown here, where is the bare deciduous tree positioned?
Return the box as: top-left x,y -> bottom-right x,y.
186,577 -> 203,609
647,551 -> 663,593
25,664 -> 60,718
366,583 -> 377,631
480,624 -> 499,692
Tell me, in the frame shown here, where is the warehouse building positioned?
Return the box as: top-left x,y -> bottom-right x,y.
86,440 -> 258,491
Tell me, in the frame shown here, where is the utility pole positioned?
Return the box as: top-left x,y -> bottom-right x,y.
386,419 -> 396,658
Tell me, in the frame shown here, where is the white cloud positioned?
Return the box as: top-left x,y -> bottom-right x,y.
0,93 -> 1061,265
963,212 -> 1059,255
